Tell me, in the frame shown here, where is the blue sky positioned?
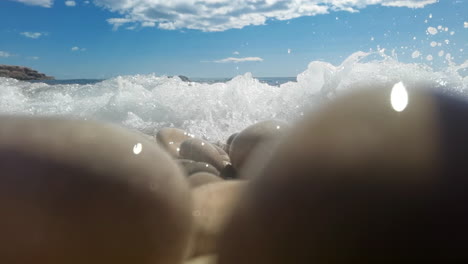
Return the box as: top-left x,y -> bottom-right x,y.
0,0 -> 466,79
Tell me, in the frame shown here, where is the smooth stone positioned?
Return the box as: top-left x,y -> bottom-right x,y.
185,255 -> 217,264
189,181 -> 247,258
180,138 -> 227,171
218,87 -> 466,263
188,172 -> 224,188
212,144 -> 231,164
224,133 -> 238,154
229,120 -> 288,171
155,127 -> 192,158
177,159 -> 220,176
0,116 -> 192,264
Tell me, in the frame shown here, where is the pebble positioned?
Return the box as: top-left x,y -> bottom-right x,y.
224,133 -> 238,154
229,120 -> 288,171
0,116 -> 193,264
177,159 -> 220,176
185,254 -> 217,264
218,86 -> 466,263
155,127 -> 191,158
188,172 -> 224,188
180,138 -> 227,171
189,181 -> 247,258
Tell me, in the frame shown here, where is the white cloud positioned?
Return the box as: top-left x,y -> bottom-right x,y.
84,1 -> 90,4
142,21 -> 156,27
65,1 -> 76,7
464,22 -> 468,28
233,51 -> 240,55
214,57 -> 263,63
28,56 -> 40,60
0,51 -> 12,58
95,0 -> 437,32
20,32 -> 43,39
71,46 -> 86,51
10,0 -> 53,7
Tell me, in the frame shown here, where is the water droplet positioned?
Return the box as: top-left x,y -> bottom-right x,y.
133,143 -> 143,155
391,82 -> 409,112
411,50 -> 421,59
427,27 -> 438,35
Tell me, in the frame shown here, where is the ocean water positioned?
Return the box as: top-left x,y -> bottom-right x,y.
29,77 -> 296,87
1,51 -> 467,142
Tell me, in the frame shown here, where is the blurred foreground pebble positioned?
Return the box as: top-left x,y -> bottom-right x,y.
218,85 -> 468,263
0,116 -> 192,264
189,181 -> 247,258
188,172 -> 224,188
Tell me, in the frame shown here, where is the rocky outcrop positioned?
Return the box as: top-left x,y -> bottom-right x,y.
0,65 -> 54,81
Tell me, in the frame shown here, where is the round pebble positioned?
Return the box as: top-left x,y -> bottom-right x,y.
155,127 -> 191,158
218,86 -> 468,263
180,138 -> 227,171
224,133 -> 238,154
0,116 -> 192,264
188,172 -> 224,188
185,254 -> 217,264
177,159 -> 220,176
229,120 -> 288,171
189,181 -> 247,258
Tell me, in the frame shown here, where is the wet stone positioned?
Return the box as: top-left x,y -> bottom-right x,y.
155,127 -> 192,158
180,138 -> 227,171
177,159 -> 220,176
229,120 -> 289,171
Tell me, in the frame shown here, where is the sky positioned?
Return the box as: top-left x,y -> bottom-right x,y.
0,0 -> 466,79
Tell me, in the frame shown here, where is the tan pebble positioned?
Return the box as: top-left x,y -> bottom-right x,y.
224,133 -> 238,154
189,181 -> 247,258
0,116 -> 192,264
177,159 -> 220,176
229,120 -> 288,171
218,87 -> 451,263
155,127 -> 191,158
180,138 -> 227,171
212,144 -> 231,164
185,254 -> 217,264
188,172 -> 224,188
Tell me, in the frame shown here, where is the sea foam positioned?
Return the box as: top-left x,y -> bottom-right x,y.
1,51 -> 467,141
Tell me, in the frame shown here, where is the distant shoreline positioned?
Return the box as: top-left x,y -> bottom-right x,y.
25,76 -> 297,86
0,65 -> 54,81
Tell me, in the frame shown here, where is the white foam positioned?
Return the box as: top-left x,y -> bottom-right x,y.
1,52 -> 467,141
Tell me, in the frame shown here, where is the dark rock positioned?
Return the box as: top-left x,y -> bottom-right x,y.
169,75 -> 191,82
220,164 -> 237,179
0,65 -> 54,81
178,75 -> 191,82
